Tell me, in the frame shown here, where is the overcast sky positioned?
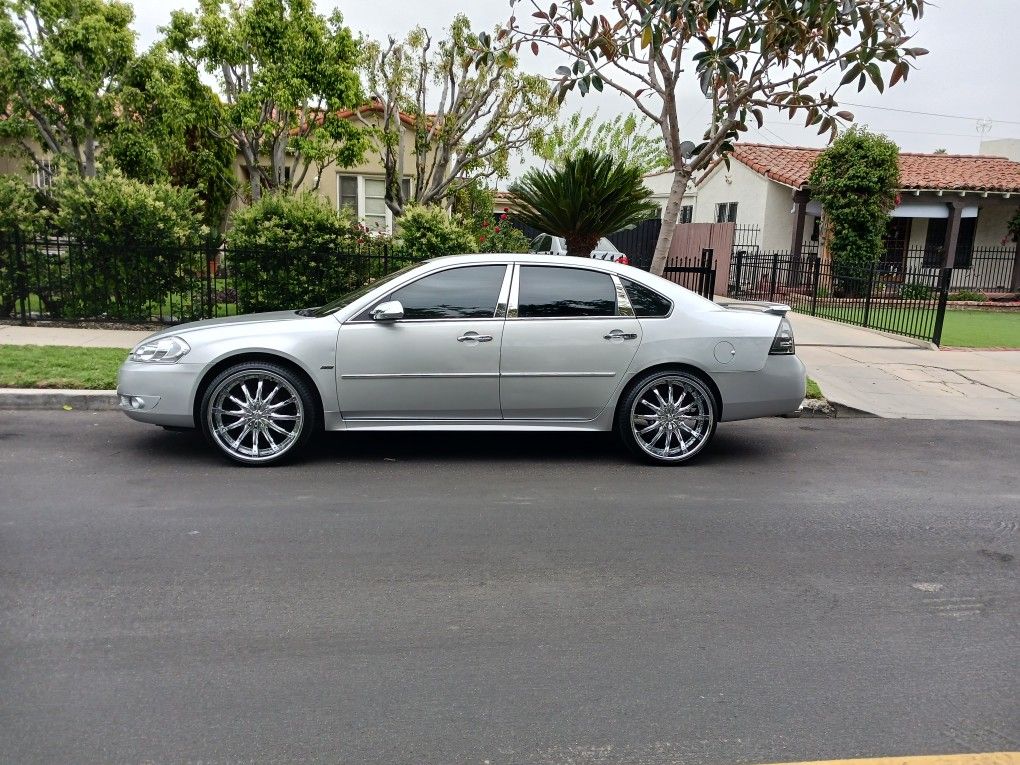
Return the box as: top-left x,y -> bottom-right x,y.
128,0 -> 1020,167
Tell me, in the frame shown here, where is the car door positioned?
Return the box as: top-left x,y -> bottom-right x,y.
336,263 -> 510,420
499,264 -> 642,420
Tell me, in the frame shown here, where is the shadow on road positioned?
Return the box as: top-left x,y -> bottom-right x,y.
135,419 -> 780,469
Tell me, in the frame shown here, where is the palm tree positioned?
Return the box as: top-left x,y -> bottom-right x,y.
509,149 -> 658,257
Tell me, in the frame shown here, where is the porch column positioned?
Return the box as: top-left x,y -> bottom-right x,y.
942,200 -> 965,268
788,188 -> 810,286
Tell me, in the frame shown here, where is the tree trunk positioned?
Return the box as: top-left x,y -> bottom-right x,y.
564,233 -> 600,259
648,168 -> 692,275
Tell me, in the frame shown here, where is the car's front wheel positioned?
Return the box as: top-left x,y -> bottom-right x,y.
617,370 -> 718,465
200,361 -> 318,466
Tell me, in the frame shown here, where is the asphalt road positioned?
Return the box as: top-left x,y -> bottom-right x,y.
1,411 -> 1017,765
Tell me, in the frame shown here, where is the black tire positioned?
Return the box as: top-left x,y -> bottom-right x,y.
616,369 -> 718,466
199,361 -> 319,466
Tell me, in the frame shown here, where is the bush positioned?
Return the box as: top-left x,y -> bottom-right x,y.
900,282 -> 933,300
948,289 -> 987,302
48,174 -> 206,320
809,127 -> 899,295
450,182 -> 531,253
396,204 -> 478,260
0,175 -> 44,318
226,192 -> 387,312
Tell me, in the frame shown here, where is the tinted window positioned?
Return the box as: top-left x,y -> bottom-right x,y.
517,266 -> 617,318
622,278 -> 672,317
388,265 -> 506,319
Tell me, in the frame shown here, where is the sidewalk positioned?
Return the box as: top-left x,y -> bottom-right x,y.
0,324 -> 149,348
788,312 -> 1020,420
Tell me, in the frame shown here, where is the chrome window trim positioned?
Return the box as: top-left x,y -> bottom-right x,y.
506,263 -> 521,318
612,274 -> 635,317
345,263 -> 511,324
509,263 -> 627,320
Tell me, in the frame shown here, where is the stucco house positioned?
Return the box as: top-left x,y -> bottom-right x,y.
664,142 -> 1020,290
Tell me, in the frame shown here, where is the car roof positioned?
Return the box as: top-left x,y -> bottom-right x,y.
418,253 -> 720,309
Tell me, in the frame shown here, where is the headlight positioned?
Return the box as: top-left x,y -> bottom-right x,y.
129,336 -> 191,364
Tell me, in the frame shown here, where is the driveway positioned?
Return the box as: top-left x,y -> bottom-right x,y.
788,312 -> 1020,419
1,412 -> 1017,763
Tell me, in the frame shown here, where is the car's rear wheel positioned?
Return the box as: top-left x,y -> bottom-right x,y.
617,370 -> 717,465
200,361 -> 318,466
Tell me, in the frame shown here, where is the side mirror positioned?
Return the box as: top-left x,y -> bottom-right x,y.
371,300 -> 404,321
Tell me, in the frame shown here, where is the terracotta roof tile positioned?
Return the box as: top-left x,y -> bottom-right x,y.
728,142 -> 1020,193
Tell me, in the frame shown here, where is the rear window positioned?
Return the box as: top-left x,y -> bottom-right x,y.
622,278 -> 672,317
517,266 -> 617,318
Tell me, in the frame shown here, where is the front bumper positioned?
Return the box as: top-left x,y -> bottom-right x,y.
714,354 -> 807,422
116,361 -> 205,427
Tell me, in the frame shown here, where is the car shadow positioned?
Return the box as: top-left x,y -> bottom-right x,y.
135,421 -> 778,469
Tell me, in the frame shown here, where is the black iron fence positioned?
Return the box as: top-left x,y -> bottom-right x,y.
729,251 -> 955,344
1,233 -> 424,324
663,252 -> 716,299
900,245 -> 1018,293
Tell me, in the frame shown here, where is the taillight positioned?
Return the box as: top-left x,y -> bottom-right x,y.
769,317 -> 795,354
619,255 -> 629,266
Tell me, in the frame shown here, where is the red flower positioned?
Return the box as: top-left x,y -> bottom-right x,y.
503,207 -> 509,212
479,235 -> 487,242
500,213 -> 508,220
494,226 -> 501,233
482,220 -> 489,228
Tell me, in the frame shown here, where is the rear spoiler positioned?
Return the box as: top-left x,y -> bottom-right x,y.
723,301 -> 791,316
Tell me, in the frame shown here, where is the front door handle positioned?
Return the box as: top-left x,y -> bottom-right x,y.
604,330 -> 638,341
457,332 -> 493,343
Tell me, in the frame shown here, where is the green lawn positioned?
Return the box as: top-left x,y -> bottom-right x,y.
0,344 -> 129,389
805,377 -> 823,399
807,304 -> 1020,348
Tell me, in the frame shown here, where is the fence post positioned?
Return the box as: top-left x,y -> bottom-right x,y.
15,230 -> 28,326
768,253 -> 779,300
931,267 -> 951,347
732,251 -> 743,295
205,242 -> 215,320
810,256 -> 820,316
862,262 -> 875,328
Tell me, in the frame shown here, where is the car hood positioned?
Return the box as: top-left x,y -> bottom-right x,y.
141,310 -> 312,343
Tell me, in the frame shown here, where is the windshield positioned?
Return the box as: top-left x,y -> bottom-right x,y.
302,263 -> 424,317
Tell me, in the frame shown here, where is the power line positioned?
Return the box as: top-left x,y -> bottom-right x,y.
840,101 -> 1020,127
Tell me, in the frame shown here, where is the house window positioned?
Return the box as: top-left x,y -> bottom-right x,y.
338,175 -> 412,234
715,202 -> 738,223
678,205 -> 693,224
33,160 -> 56,191
923,217 -> 977,269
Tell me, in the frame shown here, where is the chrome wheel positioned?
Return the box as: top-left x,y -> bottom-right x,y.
207,370 -> 305,464
629,375 -> 714,462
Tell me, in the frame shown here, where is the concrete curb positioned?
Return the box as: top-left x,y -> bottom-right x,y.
0,388 -> 119,410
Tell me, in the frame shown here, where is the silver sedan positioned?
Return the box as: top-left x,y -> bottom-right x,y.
117,254 -> 806,466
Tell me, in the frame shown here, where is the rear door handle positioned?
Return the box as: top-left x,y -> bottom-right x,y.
457,332 -> 493,343
604,330 -> 638,340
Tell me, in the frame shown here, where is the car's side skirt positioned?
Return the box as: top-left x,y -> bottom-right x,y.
322,414 -> 614,432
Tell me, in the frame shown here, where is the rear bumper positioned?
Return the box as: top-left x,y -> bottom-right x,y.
116,361 -> 203,428
714,354 -> 807,422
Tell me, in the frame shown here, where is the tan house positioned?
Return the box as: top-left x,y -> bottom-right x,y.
1,103 -> 430,236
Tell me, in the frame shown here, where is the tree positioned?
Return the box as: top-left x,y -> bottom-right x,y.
164,0 -> 367,202
808,126 -> 899,292
499,0 -> 927,275
533,111 -> 669,173
0,0 -> 135,177
360,14 -> 556,216
510,149 -> 657,257
107,44 -> 237,231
